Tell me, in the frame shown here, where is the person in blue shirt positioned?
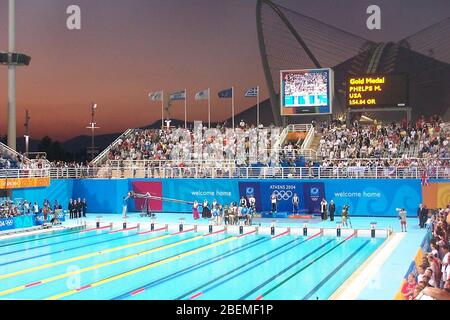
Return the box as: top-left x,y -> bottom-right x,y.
239,205 -> 251,225
122,192 -> 133,218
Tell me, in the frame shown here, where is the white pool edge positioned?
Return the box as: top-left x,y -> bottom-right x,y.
329,232 -> 405,300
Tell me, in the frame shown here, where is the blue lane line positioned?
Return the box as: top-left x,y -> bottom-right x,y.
0,230 -> 111,257
302,240 -> 370,300
174,236 -> 328,300
246,235 -> 357,299
0,229 -> 151,267
113,236 -> 269,300
0,227 -> 84,248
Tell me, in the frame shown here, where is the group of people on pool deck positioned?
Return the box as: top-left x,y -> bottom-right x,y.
191,194 -> 353,227
192,196 -> 256,226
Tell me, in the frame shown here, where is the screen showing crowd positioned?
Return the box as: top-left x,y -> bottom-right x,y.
280,68 -> 333,116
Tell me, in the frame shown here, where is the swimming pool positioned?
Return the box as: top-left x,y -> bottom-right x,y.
0,226 -> 383,300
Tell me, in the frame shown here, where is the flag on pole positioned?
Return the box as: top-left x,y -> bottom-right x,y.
169,90 -> 186,101
218,88 -> 233,99
244,87 -> 259,97
148,91 -> 163,101
195,89 -> 209,101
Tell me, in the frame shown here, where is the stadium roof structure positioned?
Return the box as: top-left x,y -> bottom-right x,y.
253,0 -> 450,125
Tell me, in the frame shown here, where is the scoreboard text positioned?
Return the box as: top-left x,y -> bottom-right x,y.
347,74 -> 408,108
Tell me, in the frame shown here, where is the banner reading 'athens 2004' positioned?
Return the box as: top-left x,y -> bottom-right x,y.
0,177 -> 50,189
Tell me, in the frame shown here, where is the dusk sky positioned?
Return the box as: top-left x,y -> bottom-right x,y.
0,0 -> 449,141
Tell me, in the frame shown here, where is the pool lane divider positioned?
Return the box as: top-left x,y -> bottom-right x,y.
302,240 -> 371,300
0,232 -> 204,297
203,229 -> 226,237
0,229 -> 113,258
0,227 -> 147,267
0,227 -> 87,248
0,228 -> 173,281
237,229 -> 257,238
181,232 -> 323,300
112,236 -> 269,300
45,235 -> 239,300
109,225 -> 140,234
251,233 -> 357,300
271,229 -> 290,240
172,228 -> 195,235
138,226 -> 168,235
80,225 -> 112,233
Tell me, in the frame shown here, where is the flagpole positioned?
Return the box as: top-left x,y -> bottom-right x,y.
161,90 -> 164,129
184,89 -> 187,129
257,86 -> 260,127
232,86 -> 235,129
208,88 -> 211,129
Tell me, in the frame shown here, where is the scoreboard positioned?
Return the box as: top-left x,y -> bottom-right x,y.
347,74 -> 408,108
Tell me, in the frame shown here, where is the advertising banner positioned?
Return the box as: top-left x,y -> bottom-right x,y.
0,177 -> 51,189
0,218 -> 15,231
162,179 -> 238,212
131,181 -> 163,211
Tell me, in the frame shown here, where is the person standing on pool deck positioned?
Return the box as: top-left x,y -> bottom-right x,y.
240,196 -> 247,208
68,199 -> 74,219
320,198 -> 328,221
42,204 -> 49,222
417,204 -> 423,228
398,208 -> 408,232
192,201 -> 200,220
292,193 -> 300,215
33,202 -> 39,216
122,192 -> 132,219
270,192 -> 277,215
248,194 -> 256,213
342,205 -> 349,227
82,199 -> 87,218
76,198 -> 83,219
420,205 -> 429,229
202,200 -> 210,219
329,200 -> 336,221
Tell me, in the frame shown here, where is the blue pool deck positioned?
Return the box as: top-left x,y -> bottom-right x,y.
0,212 -> 426,300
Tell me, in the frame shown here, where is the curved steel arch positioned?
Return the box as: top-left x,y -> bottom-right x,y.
256,0 -> 322,126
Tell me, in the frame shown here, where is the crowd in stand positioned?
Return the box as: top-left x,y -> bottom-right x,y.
401,204 -> 450,300
0,198 -> 61,219
0,197 -> 88,225
317,116 -> 449,161
0,116 -> 447,178
106,121 -> 276,165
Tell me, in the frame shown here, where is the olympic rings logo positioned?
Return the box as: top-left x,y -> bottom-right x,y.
272,190 -> 293,201
5,219 -> 13,226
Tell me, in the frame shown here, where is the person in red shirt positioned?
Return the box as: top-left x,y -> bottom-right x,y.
401,273 -> 417,300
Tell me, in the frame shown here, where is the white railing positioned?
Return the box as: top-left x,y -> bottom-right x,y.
0,168 -> 50,178
300,125 -> 316,150
0,142 -> 32,165
0,165 -> 446,180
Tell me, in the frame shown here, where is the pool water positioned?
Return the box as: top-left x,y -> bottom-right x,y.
0,227 -> 383,300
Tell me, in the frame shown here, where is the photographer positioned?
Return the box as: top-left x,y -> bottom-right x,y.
342,204 -> 350,228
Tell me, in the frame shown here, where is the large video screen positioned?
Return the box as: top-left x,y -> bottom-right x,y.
347,74 -> 409,108
280,68 -> 333,116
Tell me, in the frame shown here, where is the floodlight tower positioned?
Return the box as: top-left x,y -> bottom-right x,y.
0,0 -> 31,151
86,103 -> 100,161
